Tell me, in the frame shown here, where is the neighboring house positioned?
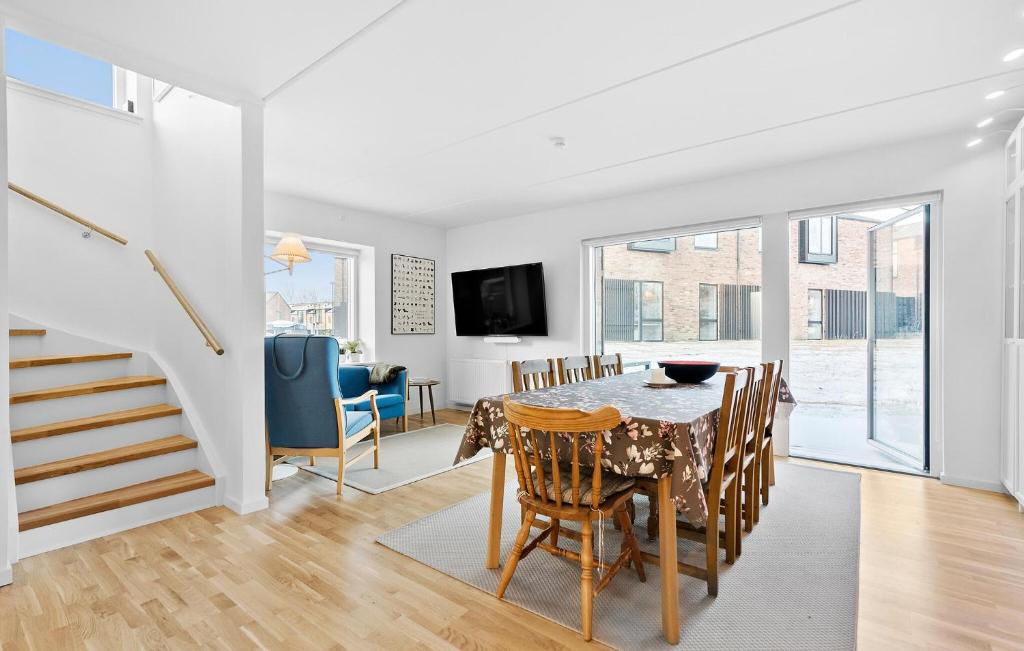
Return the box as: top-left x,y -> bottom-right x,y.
265,291 -> 292,324
289,301 -> 334,335
601,216 -> 924,343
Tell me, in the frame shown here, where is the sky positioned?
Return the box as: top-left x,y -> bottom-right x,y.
264,243 -> 336,305
5,28 -> 113,107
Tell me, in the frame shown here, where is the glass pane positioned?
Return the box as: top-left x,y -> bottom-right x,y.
808,218 -> 822,254
5,28 -> 114,108
807,289 -> 823,321
597,226 -> 761,367
641,282 -> 663,320
333,256 -> 351,340
808,323 -> 823,340
820,218 -> 833,255
1008,195 -> 1017,339
265,244 -> 353,339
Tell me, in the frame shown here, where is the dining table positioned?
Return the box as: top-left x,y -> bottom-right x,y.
454,369 -> 795,644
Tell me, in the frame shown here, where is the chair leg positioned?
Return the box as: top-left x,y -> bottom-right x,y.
497,510 -> 536,599
768,438 -> 776,486
761,446 -> 771,508
705,505 -> 719,597
264,452 -> 272,493
743,465 -> 755,533
309,456 -> 316,467
337,449 -> 345,495
373,424 -> 381,469
616,507 -> 646,582
580,518 -> 595,642
646,493 -> 659,542
550,518 -> 560,547
724,482 -> 737,564
403,414 -> 408,432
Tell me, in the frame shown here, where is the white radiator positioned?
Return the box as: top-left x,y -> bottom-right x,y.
448,358 -> 510,406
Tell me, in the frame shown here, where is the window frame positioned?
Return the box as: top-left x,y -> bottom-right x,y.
807,288 -> 824,340
799,216 -> 839,264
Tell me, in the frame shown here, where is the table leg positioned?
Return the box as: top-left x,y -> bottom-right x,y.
658,475 -> 679,644
418,385 -> 425,420
427,385 -> 436,424
486,453 -> 507,569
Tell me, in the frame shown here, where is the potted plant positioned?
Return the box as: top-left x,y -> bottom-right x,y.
343,338 -> 364,363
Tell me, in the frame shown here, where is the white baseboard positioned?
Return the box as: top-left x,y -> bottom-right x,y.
939,473 -> 1008,494
223,493 -> 269,515
0,564 -> 11,587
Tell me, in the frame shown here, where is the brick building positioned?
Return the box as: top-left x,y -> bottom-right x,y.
599,216 -> 923,343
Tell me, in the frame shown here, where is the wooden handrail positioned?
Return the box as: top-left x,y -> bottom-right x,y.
144,250 -> 224,355
8,182 -> 128,245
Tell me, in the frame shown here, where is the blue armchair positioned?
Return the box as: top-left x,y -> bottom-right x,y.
338,365 -> 409,432
265,335 -> 380,494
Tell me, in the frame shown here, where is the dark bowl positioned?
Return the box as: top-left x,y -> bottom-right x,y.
658,360 -> 720,383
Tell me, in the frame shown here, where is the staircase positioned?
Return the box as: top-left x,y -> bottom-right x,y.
8,318 -> 217,556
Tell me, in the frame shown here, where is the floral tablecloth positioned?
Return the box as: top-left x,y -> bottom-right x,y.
454,372 -> 795,527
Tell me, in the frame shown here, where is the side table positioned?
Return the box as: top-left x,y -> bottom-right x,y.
408,378 -> 441,425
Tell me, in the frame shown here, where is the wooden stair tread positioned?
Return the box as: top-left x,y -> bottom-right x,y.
14,435 -> 197,485
18,470 -> 214,531
10,375 -> 167,404
11,404 -> 183,443
10,352 -> 132,369
9,329 -> 45,336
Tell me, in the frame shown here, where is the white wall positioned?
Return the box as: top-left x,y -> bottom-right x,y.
265,191 -> 449,404
446,133 -> 1004,490
0,22 -> 15,585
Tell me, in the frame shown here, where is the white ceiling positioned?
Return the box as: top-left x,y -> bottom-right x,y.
4,0 -> 1023,227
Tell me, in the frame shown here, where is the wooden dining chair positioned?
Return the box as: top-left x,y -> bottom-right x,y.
557,355 -> 593,384
734,364 -> 772,546
511,358 -> 557,392
498,397 -> 646,642
591,353 -> 623,378
758,359 -> 785,516
641,368 -> 751,597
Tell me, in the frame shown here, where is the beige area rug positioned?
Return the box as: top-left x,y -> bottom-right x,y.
377,462 -> 859,650
287,423 -> 491,494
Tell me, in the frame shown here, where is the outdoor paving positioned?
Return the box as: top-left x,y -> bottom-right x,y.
609,338 -> 926,473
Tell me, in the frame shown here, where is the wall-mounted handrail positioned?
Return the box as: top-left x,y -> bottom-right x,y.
8,182 -> 128,245
144,249 -> 225,355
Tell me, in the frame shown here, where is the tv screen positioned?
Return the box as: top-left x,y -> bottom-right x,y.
451,263 -> 548,336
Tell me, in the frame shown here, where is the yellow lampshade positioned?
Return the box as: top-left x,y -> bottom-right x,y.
270,234 -> 311,274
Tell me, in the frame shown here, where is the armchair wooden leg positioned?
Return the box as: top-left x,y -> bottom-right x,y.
337,449 -> 345,495
309,456 -> 316,467
373,424 -> 381,469
265,452 -> 272,493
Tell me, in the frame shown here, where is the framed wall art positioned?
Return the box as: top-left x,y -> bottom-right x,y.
391,253 -> 435,334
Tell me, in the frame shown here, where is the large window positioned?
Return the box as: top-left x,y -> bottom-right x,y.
602,279 -> 663,342
799,216 -> 838,264
264,243 -> 357,340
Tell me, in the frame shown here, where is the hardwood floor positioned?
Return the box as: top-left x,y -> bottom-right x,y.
1,408 -> 1022,649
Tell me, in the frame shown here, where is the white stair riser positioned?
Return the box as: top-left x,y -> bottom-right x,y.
10,360 -> 134,393
10,385 -> 169,429
16,448 -> 197,512
17,485 -> 216,558
9,336 -> 44,359
9,316 -> 130,358
12,417 -> 183,467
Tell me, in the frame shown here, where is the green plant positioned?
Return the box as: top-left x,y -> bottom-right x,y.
343,338 -> 363,354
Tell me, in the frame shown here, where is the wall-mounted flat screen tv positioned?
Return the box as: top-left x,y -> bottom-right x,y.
451,262 -> 548,336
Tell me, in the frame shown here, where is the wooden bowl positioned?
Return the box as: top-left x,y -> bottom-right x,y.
657,360 -> 720,383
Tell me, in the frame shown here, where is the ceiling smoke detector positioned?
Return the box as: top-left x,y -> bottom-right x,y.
550,136 -> 567,149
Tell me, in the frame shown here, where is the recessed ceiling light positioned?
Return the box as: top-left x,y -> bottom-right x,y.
986,89 -> 1006,100
977,117 -> 994,128
1005,48 -> 1024,62
966,138 -> 983,148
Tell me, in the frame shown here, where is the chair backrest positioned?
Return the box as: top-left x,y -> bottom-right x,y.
739,365 -> 769,454
503,397 -> 622,509
591,353 -> 623,378
707,368 -> 752,495
264,335 -> 342,449
557,355 -> 593,385
511,358 -> 556,392
763,359 -> 785,436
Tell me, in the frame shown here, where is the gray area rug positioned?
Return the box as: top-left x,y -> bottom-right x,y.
377,462 -> 859,650
287,424 -> 491,494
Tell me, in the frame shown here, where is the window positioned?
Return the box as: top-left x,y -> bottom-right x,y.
627,238 -> 676,253
699,283 -> 718,340
694,233 -> 718,250
4,28 -> 134,111
807,289 -> 824,340
640,281 -> 664,341
601,279 -> 663,342
799,216 -> 838,264
264,242 -> 357,340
